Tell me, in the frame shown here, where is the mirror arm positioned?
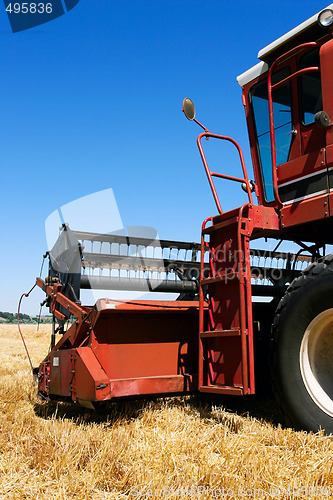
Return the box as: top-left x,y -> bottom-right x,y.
193,118 -> 209,133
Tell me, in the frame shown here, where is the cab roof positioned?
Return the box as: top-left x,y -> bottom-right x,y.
237,4 -> 333,88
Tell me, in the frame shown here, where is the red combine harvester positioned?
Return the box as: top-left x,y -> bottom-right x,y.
35,6 -> 333,433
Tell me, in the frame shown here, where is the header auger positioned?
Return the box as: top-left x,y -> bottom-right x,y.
34,5 -> 333,433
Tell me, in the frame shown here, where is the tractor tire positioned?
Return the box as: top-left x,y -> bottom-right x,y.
271,255 -> 333,434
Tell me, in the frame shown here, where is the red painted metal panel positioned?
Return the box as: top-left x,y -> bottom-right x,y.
49,351 -> 72,397
327,145 -> 333,169
74,347 -> 110,402
277,150 -> 326,185
200,329 -> 241,338
92,306 -> 200,384
249,205 -> 280,239
328,193 -> 333,218
205,336 -> 243,388
203,216 -> 239,235
93,341 -> 192,381
301,127 -> 326,157
199,386 -> 243,396
110,374 -> 196,398
327,146 -> 333,218
93,299 -> 200,314
281,192 -> 329,227
38,361 -> 49,394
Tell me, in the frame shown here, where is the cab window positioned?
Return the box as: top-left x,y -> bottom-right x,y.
250,67 -> 293,203
299,49 -> 322,126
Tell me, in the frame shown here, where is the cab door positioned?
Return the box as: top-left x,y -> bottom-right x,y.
277,48 -> 328,227
320,38 -> 333,217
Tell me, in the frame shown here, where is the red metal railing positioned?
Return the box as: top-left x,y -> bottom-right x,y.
197,132 -> 254,214
198,216 -> 213,388
267,41 -> 320,207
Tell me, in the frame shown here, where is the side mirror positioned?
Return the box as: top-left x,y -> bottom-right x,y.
182,97 -> 208,132
182,98 -> 196,121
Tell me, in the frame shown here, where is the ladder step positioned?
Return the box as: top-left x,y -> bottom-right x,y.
199,385 -> 244,395
201,272 -> 240,285
200,329 -> 241,338
202,216 -> 239,235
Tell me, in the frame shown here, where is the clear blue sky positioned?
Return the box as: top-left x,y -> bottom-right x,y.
0,0 -> 326,314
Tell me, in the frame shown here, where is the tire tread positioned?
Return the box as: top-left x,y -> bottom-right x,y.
271,256 -> 333,432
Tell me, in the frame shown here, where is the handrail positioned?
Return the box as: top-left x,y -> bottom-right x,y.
271,66 -> 319,91
199,216 -> 213,388
197,132 -> 253,214
267,41 -> 319,207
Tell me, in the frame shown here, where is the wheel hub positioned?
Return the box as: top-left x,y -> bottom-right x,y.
300,308 -> 333,417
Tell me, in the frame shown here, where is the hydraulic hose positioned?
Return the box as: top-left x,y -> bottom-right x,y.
17,282 -> 37,373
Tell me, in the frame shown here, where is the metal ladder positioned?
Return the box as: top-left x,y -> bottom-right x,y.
198,205 -> 256,395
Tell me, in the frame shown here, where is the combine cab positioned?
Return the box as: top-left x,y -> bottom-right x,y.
36,6 -> 333,433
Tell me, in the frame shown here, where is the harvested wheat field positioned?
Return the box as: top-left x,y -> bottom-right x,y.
0,324 -> 333,500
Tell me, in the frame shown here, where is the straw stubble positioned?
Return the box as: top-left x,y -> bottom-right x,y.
0,324 -> 332,499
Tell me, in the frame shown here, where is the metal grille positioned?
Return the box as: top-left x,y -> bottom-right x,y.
70,230 -> 312,296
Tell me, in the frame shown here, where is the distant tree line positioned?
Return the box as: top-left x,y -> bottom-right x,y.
0,311 -> 53,324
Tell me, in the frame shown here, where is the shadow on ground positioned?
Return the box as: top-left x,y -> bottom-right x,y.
33,389 -> 285,430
